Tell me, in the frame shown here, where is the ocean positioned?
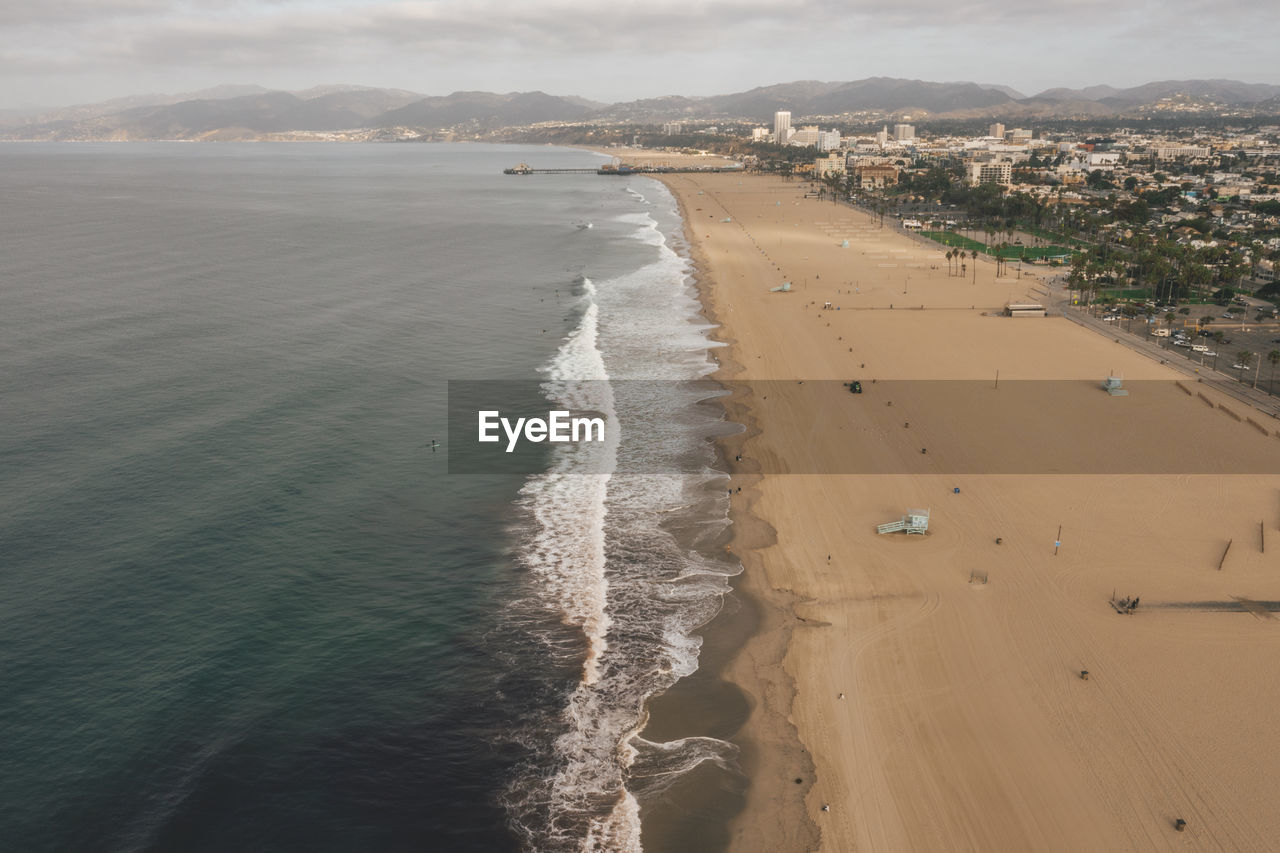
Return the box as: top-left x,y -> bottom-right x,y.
0,143 -> 743,851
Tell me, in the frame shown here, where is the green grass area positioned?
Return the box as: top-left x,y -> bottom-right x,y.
1018,224 -> 1090,248
921,231 -> 1078,261
921,231 -> 985,253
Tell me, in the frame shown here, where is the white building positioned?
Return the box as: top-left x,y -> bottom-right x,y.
790,125 -> 822,147
1086,151 -> 1121,169
1154,145 -> 1210,159
751,127 -> 771,141
815,151 -> 846,176
989,122 -> 1006,139
774,111 -> 792,144
968,161 -> 1012,186
894,123 -> 915,141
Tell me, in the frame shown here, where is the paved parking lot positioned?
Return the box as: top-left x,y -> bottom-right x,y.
1090,304 -> 1280,396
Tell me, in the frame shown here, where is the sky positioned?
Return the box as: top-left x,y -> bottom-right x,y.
2,0 -> 1279,110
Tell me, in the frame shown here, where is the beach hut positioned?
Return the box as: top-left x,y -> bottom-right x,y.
1005,302 -> 1046,318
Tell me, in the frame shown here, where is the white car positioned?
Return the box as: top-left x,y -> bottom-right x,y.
1174,340 -> 1191,347
1232,363 -> 1249,370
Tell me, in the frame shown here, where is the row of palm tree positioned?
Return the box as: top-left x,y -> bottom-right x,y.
944,249 -> 979,281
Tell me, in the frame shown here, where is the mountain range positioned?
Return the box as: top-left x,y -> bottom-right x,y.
4,78 -> 1279,141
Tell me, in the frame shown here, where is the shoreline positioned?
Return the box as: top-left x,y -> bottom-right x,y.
626,169 -> 818,852
676,172 -> 821,848
626,167 -> 820,850
640,162 -> 1280,852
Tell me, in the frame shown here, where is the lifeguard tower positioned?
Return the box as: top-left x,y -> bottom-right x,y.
877,508 -> 931,535
1103,375 -> 1128,396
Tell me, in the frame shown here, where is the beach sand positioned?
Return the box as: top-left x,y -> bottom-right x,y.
653,169 -> 1280,851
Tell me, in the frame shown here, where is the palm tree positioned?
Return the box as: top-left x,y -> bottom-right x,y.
1268,350 -> 1280,395
971,249 -> 978,283
946,250 -> 954,276
1236,350 -> 1254,382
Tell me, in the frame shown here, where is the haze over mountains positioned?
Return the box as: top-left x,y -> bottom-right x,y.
5,77 -> 1279,141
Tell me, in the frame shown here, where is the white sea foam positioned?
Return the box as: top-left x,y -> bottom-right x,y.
506,182 -> 738,852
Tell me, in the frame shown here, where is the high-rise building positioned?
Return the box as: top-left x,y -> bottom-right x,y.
893,123 -> 915,141
774,111 -> 792,143
989,122 -> 1006,139
662,121 -> 683,136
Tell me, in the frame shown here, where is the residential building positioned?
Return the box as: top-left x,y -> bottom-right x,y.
894,123 -> 915,141
790,125 -> 821,147
1154,145 -> 1211,159
855,164 -> 899,189
989,122 -> 1006,139
968,161 -> 1013,186
815,151 -> 846,176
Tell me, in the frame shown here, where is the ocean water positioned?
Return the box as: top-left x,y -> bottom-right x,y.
0,142 -> 739,851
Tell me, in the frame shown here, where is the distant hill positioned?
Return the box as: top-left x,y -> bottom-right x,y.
594,78 -> 1017,122
1031,79 -> 1280,107
371,91 -> 595,129
4,76 -> 1279,141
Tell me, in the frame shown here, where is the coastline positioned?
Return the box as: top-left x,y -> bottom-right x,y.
642,162 -> 1280,852
657,170 -> 821,850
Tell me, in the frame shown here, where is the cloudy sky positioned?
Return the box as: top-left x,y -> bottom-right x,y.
2,0 -> 1278,109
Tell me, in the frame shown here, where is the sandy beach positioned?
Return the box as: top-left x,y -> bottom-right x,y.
651,168 -> 1280,851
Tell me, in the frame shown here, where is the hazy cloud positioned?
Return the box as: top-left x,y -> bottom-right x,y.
1,0 -> 1277,107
